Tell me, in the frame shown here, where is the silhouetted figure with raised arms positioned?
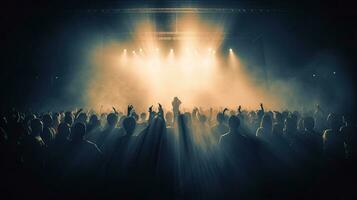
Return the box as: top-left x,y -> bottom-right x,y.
256,114 -> 273,143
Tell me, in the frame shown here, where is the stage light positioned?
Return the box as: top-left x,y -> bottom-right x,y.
139,48 -> 143,52
132,50 -> 136,54
123,49 -> 127,53
229,48 -> 233,52
170,48 -> 174,53
333,71 -> 336,75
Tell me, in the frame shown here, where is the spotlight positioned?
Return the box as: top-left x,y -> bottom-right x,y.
333,71 -> 336,75
132,50 -> 136,54
170,49 -> 174,53
139,48 -> 143,52
124,49 -> 127,52
229,48 -> 233,52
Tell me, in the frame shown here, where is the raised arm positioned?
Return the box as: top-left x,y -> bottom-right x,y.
148,105 -> 155,123
112,107 -> 119,115
238,105 -> 242,114
74,108 -> 83,120
260,103 -> 264,113
158,103 -> 164,118
127,105 -> 134,116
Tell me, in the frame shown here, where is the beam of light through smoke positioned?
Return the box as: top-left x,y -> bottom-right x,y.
86,14 -> 282,113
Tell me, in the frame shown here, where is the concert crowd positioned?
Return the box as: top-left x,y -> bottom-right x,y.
0,97 -> 356,199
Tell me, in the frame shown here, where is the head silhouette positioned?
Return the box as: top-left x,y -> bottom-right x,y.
64,112 -> 74,126
89,114 -> 99,124
140,112 -> 147,121
30,118 -> 43,137
199,114 -> 207,124
107,113 -> 118,127
71,123 -> 86,142
42,114 -> 53,127
274,112 -> 283,124
216,112 -> 225,124
228,115 -> 240,132
77,113 -> 88,124
327,113 -> 340,131
57,122 -> 70,140
123,116 -> 136,136
261,114 -> 272,131
165,111 -> 173,123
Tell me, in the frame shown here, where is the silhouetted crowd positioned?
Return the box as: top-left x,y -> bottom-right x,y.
1,97 -> 356,199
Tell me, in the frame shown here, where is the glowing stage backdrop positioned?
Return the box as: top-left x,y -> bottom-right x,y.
86,11 -> 281,112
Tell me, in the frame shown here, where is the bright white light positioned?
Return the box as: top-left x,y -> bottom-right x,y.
89,15 -> 282,112
132,50 -> 136,54
229,48 -> 233,52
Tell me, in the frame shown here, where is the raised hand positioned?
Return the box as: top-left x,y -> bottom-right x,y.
127,105 -> 134,116
172,97 -> 182,110
223,108 -> 228,115
148,105 -> 153,114
238,105 -> 242,114
75,108 -> 83,119
158,103 -> 164,117
112,107 -> 118,114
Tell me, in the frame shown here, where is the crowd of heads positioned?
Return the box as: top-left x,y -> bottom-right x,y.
1,97 -> 356,199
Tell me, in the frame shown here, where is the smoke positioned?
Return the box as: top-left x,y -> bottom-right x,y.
82,15 -> 354,114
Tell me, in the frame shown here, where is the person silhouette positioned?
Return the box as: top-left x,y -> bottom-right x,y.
64,111 -> 74,126
22,118 -> 46,173
341,114 -> 357,160
87,114 -> 101,134
96,112 -> 120,148
108,116 -> 137,177
211,112 -> 229,143
301,116 -> 323,163
41,114 -> 56,147
256,114 -> 273,143
66,123 -> 102,176
219,115 -> 262,198
48,122 -> 71,178
323,113 -> 345,161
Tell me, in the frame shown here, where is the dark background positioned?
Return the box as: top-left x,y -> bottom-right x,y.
1,0 -> 356,111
